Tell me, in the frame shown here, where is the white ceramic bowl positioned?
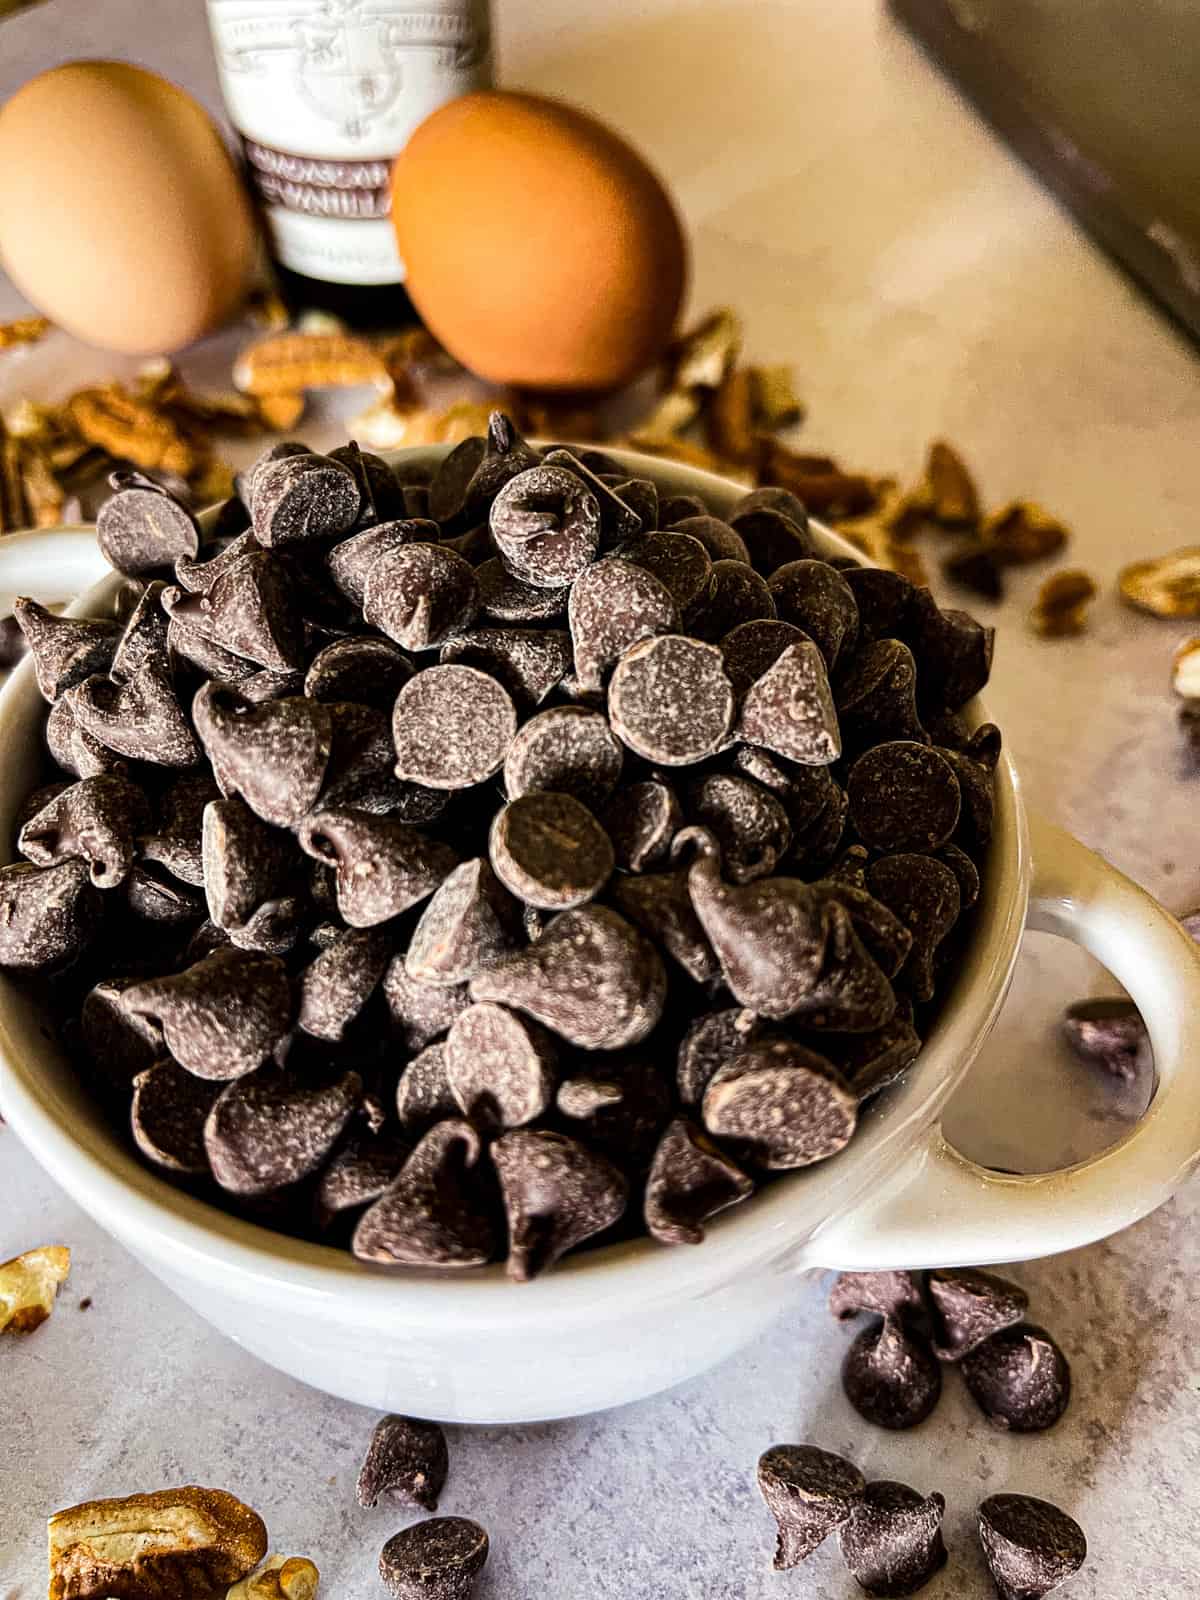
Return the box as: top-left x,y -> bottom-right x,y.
2,448 -> 1199,1424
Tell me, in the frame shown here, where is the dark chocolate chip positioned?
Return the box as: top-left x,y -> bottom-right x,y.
602,779 -> 683,872
842,568 -> 916,645
865,853 -> 961,1004
227,894 -> 308,956
756,1443 -> 866,1568
490,791 -> 614,910
173,528 -> 260,595
166,613 -> 259,684
829,1270 -> 926,1323
837,1480 -> 948,1597
164,549 -> 306,671
406,858 -> 522,986
298,925 -> 393,1041
657,494 -> 707,530
729,488 -> 816,574
298,808 -> 458,927
938,743 -> 996,850
68,658 -> 200,767
130,1058 -> 219,1173
616,530 -> 713,616
675,1007 -> 762,1108
823,1008 -> 923,1102
18,774 -> 150,889
644,1117 -> 753,1244
0,859 -> 102,971
13,598 -> 120,703
204,1063 -> 361,1195
428,434 -> 488,527
314,1130 -> 408,1228
304,635 -> 413,709
737,641 -> 841,766
687,559 -> 777,641
201,794 -> 297,933
907,591 -> 994,714
194,684 -> 331,826
363,543 -> 479,651
460,412 -> 543,519
1061,997 -> 1147,1081
378,1517 -> 488,1600
686,773 -> 792,885
110,582 -> 171,683
476,557 -> 569,624
848,742 -> 961,851
810,879 -> 913,979
668,513 -> 751,564
441,626 -> 572,710
445,1001 -> 558,1128
962,1322 -> 1071,1432
608,634 -> 735,765
936,841 -> 981,911
977,1494 -> 1086,1600
491,1128 -> 627,1280
329,441 -> 408,524
81,977 -> 164,1089
554,1051 -> 671,1170
393,663 -> 517,790
394,1041 -> 458,1136
489,463 -> 601,587
609,476 -> 658,530
609,867 -> 718,983
842,1316 -> 942,1430
122,862 -> 206,926
836,639 -> 928,750
384,959 -> 470,1053
326,518 -> 436,606
122,947 -> 292,1080
719,618 -> 809,700
567,557 -> 678,691
555,1075 -> 624,1117
357,1414 -> 449,1512
353,1120 -> 498,1269
943,543 -> 1004,601
249,451 -> 361,546
701,1037 -> 857,1169
768,560 -> 860,670
926,1266 -> 1029,1360
540,446 -> 643,546
470,904 -> 666,1050
503,705 -> 624,807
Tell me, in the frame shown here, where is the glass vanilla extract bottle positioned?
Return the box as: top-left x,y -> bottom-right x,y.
206,0 -> 492,327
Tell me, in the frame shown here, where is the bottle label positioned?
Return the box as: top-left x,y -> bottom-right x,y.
207,0 -> 491,285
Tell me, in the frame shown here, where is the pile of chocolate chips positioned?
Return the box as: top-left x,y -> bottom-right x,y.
0,415 -> 998,1278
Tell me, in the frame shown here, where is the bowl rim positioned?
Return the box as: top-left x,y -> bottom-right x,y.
0,445 -> 1029,1324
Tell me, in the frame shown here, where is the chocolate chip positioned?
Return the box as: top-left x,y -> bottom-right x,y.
907,591 -> 994,714
18,774 -> 149,889
788,782 -> 850,879
719,618 -> 809,700
503,705 -> 624,807
729,488 -> 816,574
122,947 -> 292,1080
164,549 -> 306,671
756,1444 -> 865,1568
357,1414 -> 449,1512
441,626 -> 572,710
567,557 -> 678,691
0,614 -> 28,668
644,1118 -> 753,1244
554,1051 -> 671,1170
491,1128 -> 627,1280
130,1059 -> 219,1173
675,1007 -> 762,1108
1061,997 -> 1147,1081
476,557 -> 569,624
768,560 -> 859,670
810,879 -> 913,979
428,434 -> 487,527
110,581 -> 171,683
657,494 -> 707,529
609,867 -> 718,983
863,855 -> 959,1004
608,634 -> 735,764
123,862 -> 206,927
609,476 -> 658,530
616,530 -> 714,616
363,543 -> 480,651
824,1008 -> 923,1101
249,451 -> 360,546
978,1494 -> 1086,1600
555,1075 -> 623,1117
735,641 -> 841,765
687,559 -> 777,641
937,841 -> 981,910
378,1517 -> 488,1600
298,808 -> 458,927
394,1041 -> 458,1137
204,1063 -> 361,1195
445,1002 -> 557,1128
835,639 -> 928,750
174,527 -> 260,594
166,612 -> 259,684
602,779 -> 683,872
540,447 -> 644,546
82,977 -> 163,1089
669,513 -> 751,564
201,794 -> 297,933
13,597 -> 119,702
842,568 -> 916,645
304,636 -> 413,709
926,1267 -> 1028,1360
329,441 -> 408,524
490,463 -> 601,587
962,1322 -> 1071,1431
683,830 -> 895,1027
943,542 -> 1004,601
461,412 -> 543,518
68,657 -> 199,768
490,791 -> 614,911
228,894 -> 308,956
829,1270 -> 926,1323
848,742 -> 961,851
701,1037 -> 857,1169
470,905 -> 666,1050
406,858 -> 522,986
842,1317 -> 942,1430
353,1120 -> 498,1269
384,960 -> 470,1053
837,1480 -> 948,1597
193,684 -> 331,826
314,1130 -> 407,1228
393,664 -> 517,790
0,859 -> 102,971
298,925 -> 393,1042
326,518 -> 435,606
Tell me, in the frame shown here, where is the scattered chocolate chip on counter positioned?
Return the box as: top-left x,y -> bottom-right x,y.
926,1267 -> 1029,1361
978,1494 -> 1086,1600
757,1443 -> 866,1568
838,1479 -> 948,1597
961,1322 -> 1072,1433
378,1517 -> 489,1600
841,1316 -> 942,1431
357,1414 -> 449,1513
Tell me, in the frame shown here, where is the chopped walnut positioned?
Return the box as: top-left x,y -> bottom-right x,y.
1030,569 -> 1097,636
1119,546 -> 1200,618
0,1244 -> 70,1334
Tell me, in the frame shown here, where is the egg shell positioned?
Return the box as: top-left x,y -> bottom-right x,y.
391,90 -> 688,391
0,61 -> 256,354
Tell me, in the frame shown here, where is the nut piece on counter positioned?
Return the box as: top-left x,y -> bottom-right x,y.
48,1486 -> 268,1600
1119,545 -> 1200,618
981,500 -> 1070,565
233,332 -> 392,398
1171,636 -> 1200,697
0,1243 -> 70,1334
227,1555 -> 320,1600
1029,569 -> 1096,637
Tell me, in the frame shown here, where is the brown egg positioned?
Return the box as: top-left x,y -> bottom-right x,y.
0,62 -> 255,354
392,91 -> 688,391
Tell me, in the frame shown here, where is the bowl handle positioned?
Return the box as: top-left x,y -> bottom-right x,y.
807,812 -> 1200,1269
0,525 -> 111,620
